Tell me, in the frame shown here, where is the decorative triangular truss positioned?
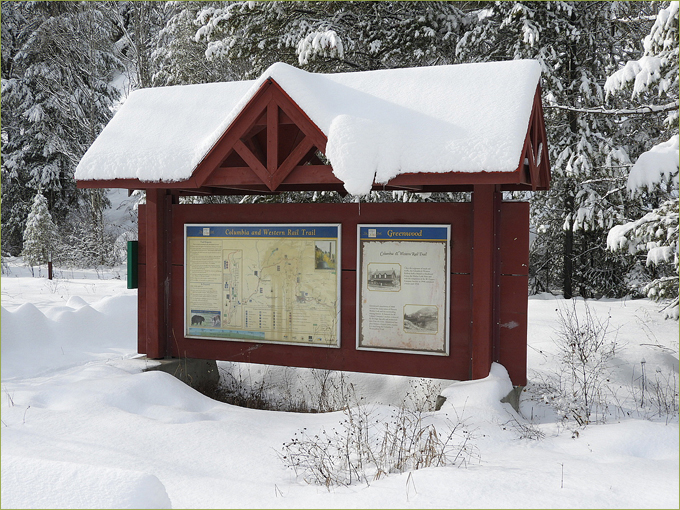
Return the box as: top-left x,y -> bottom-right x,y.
519,85 -> 551,190
192,79 -> 333,192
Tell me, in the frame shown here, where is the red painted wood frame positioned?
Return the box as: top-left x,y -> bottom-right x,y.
137,194 -> 529,385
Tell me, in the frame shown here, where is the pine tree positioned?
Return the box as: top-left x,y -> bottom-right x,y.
605,2 -> 679,318
1,0 -> 40,256
21,192 -> 59,266
105,1 -> 177,90
193,1 -> 469,78
151,2 -> 237,87
1,2 -> 122,255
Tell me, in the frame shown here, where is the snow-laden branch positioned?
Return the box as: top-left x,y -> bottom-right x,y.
626,134 -> 679,194
604,2 -> 678,99
297,29 -> 344,65
544,101 -> 679,115
612,14 -> 660,23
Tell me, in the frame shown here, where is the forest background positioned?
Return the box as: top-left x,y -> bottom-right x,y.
1,1 -> 677,317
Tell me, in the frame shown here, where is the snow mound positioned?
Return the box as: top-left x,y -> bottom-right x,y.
103,371 -> 222,422
581,421 -> 680,460
1,455 -> 171,509
438,362 -> 513,416
1,294 -> 137,380
66,295 -> 89,308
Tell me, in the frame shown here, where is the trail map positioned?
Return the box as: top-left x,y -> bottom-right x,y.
185,224 -> 340,347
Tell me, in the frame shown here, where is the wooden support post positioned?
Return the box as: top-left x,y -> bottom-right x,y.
470,184 -> 502,379
145,188 -> 172,358
164,191 -> 176,357
492,190 -> 503,363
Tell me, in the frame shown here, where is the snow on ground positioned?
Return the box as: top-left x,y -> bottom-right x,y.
1,260 -> 678,509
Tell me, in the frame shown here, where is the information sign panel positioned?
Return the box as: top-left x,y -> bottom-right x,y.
357,225 -> 450,355
185,224 -> 340,347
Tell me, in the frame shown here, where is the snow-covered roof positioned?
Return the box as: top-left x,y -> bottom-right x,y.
75,60 -> 543,195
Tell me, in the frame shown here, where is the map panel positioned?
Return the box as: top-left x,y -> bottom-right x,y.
185,224 -> 340,347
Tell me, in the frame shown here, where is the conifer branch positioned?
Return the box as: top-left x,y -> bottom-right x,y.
544,101 -> 679,116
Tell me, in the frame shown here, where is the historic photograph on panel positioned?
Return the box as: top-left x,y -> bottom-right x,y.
314,240 -> 337,270
367,263 -> 401,291
403,305 -> 438,334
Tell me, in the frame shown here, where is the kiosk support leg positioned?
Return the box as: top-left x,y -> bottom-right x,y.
470,184 -> 502,379
145,188 -> 172,358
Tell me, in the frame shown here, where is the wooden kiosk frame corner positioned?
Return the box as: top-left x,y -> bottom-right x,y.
78,77 -> 550,387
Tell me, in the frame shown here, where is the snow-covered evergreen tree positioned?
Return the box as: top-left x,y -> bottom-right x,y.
608,193 -> 679,319
1,0 -> 33,255
193,1 -> 469,78
151,2 -> 237,86
21,192 -> 59,267
1,2 -> 121,255
606,2 -> 679,318
105,1 -> 177,90
457,1 -> 668,299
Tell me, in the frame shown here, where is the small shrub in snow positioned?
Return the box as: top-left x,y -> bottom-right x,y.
403,378 -> 443,413
501,411 -> 545,441
280,391 -> 477,488
627,362 -> 679,423
541,300 -> 618,425
305,369 -> 354,413
211,364 -> 304,412
210,364 -> 354,413
208,363 -> 473,485
647,369 -> 679,422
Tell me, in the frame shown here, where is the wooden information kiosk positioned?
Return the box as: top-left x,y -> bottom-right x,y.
76,61 -> 550,386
